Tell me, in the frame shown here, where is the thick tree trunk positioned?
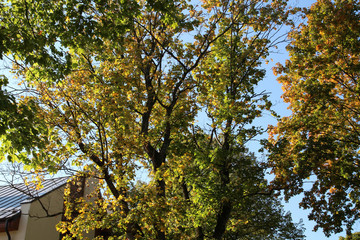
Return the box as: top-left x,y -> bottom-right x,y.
213,119 -> 233,239
213,199 -> 232,240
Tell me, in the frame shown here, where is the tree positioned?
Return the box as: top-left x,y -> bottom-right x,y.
267,0 -> 360,237
1,0 -> 304,239
339,232 -> 360,240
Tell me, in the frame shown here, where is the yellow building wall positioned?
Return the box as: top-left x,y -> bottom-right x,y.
0,178 -> 97,240
25,186 -> 65,240
0,186 -> 64,240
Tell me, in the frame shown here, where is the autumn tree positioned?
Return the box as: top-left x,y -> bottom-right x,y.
1,0 -> 304,239
267,0 -> 360,237
339,232 -> 360,240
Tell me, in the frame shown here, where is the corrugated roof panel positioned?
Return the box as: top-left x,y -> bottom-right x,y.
0,207 -> 21,220
0,177 -> 68,221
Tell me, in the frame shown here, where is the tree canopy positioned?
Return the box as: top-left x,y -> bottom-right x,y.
267,0 -> 360,237
339,232 -> 360,240
0,0 -> 305,239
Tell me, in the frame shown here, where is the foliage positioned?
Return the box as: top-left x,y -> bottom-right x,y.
0,74 -> 48,164
267,0 -> 360,237
339,232 -> 360,240
1,0 -> 304,239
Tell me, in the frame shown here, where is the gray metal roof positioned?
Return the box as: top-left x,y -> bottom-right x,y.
0,177 -> 68,220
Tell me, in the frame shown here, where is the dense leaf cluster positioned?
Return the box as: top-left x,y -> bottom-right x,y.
0,0 -> 307,239
267,0 -> 360,236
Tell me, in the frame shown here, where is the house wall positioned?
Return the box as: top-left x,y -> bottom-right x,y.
0,186 -> 64,240
24,186 -> 65,240
0,203 -> 30,240
0,178 -> 97,240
